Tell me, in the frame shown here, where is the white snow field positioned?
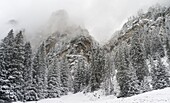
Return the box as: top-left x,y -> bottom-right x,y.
15,88 -> 170,103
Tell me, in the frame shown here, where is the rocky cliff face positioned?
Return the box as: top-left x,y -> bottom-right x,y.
105,6 -> 170,53
34,10 -> 101,94
34,5 -> 170,98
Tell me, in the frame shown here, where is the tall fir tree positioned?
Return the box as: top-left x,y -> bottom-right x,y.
89,47 -> 105,92
23,42 -> 38,101
127,62 -> 140,96
47,57 -> 61,98
151,32 -> 165,59
32,42 -> 47,99
12,31 -> 25,101
102,52 -> 114,95
165,37 -> 170,61
38,42 -> 48,99
116,45 -> 130,97
73,56 -> 88,93
60,58 -> 69,95
130,31 -> 149,85
151,54 -> 170,90
116,42 -> 140,97
32,47 -> 40,100
144,34 -> 152,59
0,30 -> 16,102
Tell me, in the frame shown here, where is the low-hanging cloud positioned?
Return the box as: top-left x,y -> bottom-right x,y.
0,0 -> 169,44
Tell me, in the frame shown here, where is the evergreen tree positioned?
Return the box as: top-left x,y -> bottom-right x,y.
79,57 -> 89,91
89,48 -> 105,92
38,42 -> 47,99
127,62 -> 140,96
32,48 -> 40,100
130,32 -> 149,83
73,65 -> 81,93
116,43 -> 140,97
32,42 -> 47,99
0,30 -> 15,102
60,58 -> 69,95
144,35 -> 151,59
73,56 -> 88,93
47,57 -> 61,98
151,33 -> 165,59
102,52 -> 114,95
12,31 -> 25,101
23,42 -> 32,85
151,54 -> 170,90
165,37 -> 170,61
23,42 -> 38,101
116,45 -> 129,97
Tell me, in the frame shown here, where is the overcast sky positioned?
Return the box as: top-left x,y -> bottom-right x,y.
0,0 -> 170,43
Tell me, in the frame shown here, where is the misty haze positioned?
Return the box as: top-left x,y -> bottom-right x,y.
0,0 -> 170,103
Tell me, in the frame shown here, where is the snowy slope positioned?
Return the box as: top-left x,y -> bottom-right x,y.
15,88 -> 170,103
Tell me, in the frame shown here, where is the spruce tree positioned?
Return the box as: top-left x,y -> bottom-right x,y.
47,57 -> 61,98
38,42 -> 47,99
130,32 -> 149,83
89,48 -> 105,92
144,35 -> 151,59
0,30 -> 15,102
116,45 -> 129,97
116,43 -> 140,97
73,65 -> 81,93
151,54 -> 170,90
23,42 -> 38,101
73,56 -> 88,93
127,62 -> 140,96
32,47 -> 40,100
60,58 -> 69,95
12,31 -> 25,101
151,33 -> 165,59
103,52 -> 114,95
32,42 -> 47,99
165,37 -> 170,61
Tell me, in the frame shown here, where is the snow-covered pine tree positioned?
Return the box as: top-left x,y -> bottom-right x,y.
151,54 -> 170,90
127,62 -> 140,96
73,56 -> 88,93
151,29 -> 165,59
102,52 -> 114,95
0,30 -> 15,103
116,42 -> 140,97
32,46 -> 40,100
89,47 -> 105,92
165,37 -> 170,61
73,60 -> 81,93
130,31 -> 149,85
148,55 -> 155,90
12,31 -> 25,101
32,42 -> 47,99
79,56 -> 89,92
47,57 -> 61,98
23,42 -> 32,85
89,48 -> 97,92
60,58 -> 69,95
144,34 -> 152,59
23,42 -> 38,101
38,42 -> 47,99
116,44 -> 129,97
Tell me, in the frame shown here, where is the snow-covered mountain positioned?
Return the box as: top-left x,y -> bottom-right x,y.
32,10 -> 88,50
103,5 -> 170,97
28,9 -> 104,101
1,5 -> 170,103
105,6 -> 170,52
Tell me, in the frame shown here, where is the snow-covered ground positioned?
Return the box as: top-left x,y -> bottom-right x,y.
15,88 -> 170,103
